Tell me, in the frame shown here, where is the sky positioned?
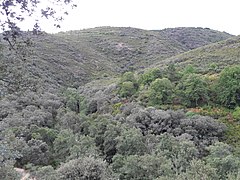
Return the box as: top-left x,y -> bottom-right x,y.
21,0 -> 240,35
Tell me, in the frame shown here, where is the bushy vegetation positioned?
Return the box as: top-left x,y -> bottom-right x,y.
1,27 -> 240,179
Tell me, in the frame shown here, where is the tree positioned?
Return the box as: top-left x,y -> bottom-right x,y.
216,65 -> 240,108
138,68 -> 162,86
155,133 -> 198,175
205,142 -> 240,179
164,64 -> 180,82
57,157 -> 110,180
148,78 -> 174,106
119,81 -> 136,97
53,129 -> 76,164
116,127 -> 147,156
118,72 -> 138,97
177,159 -> 219,180
0,130 -> 22,180
176,73 -> 209,107
68,135 -> 100,161
64,88 -> 85,114
111,154 -> 173,180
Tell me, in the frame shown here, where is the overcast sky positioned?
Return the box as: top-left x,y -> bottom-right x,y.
22,0 -> 240,35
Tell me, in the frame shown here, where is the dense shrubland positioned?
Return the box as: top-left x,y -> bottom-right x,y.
1,64 -> 240,179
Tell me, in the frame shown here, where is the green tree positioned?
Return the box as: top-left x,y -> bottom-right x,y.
216,65 -> 240,108
177,159 -> 219,180
148,78 -> 174,106
138,68 -> 162,86
119,81 -> 137,97
233,106 -> 240,121
34,165 -> 58,180
205,142 -> 240,179
64,88 -> 85,113
164,64 -> 180,82
118,72 -> 138,97
53,129 -> 76,164
116,127 -> 147,156
155,134 -> 198,175
111,154 -> 173,180
176,73 -> 209,107
0,130 -> 21,180
57,157 -> 110,180
181,65 -> 197,76
68,135 -> 100,161
120,72 -> 137,83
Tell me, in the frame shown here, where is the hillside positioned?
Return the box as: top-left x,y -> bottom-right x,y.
1,27 -> 240,179
159,27 -> 232,50
152,35 -> 240,72
0,27 -> 233,95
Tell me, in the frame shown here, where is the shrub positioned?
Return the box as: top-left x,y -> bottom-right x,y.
177,159 -> 219,180
34,166 -> 58,180
119,81 -> 137,97
205,142 -> 240,179
233,106 -> 240,121
57,157 -> 110,180
215,65 -> 240,108
116,127 -> 147,156
111,154 -> 173,180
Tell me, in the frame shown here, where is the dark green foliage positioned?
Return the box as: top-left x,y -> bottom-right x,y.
138,68 -> 162,85
56,110 -> 85,133
68,135 -> 100,161
121,106 -> 226,155
176,73 -> 209,107
155,134 -> 198,174
102,123 -> 123,163
233,106 -> 240,121
148,78 -> 174,106
119,81 -> 137,97
216,65 -> 240,108
164,64 -> 181,82
116,127 -> 147,156
111,154 -> 173,180
176,159 -> 219,180
33,166 -> 58,180
64,88 -> 86,113
205,142 -> 240,179
18,139 -> 52,166
31,126 -> 58,147
118,72 -> 138,97
53,129 -> 76,164
1,27 -> 240,180
181,65 -> 197,75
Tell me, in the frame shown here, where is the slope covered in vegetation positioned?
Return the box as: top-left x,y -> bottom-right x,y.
160,27 -> 233,50
152,35 -> 240,73
1,27 -> 240,179
0,27 -> 233,95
